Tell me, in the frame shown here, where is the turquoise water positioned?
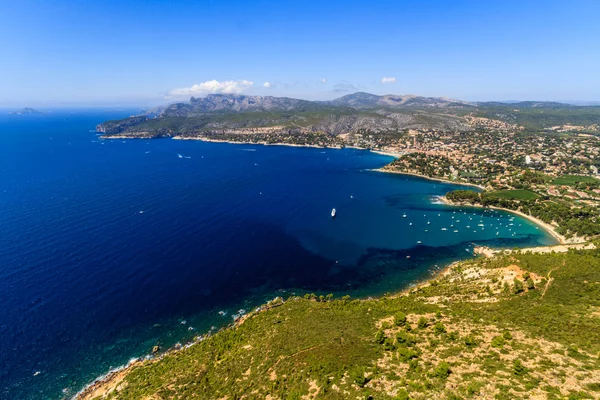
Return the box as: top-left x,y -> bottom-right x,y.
0,111 -> 556,399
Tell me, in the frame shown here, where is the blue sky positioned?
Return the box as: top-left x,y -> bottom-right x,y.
1,0 -> 599,107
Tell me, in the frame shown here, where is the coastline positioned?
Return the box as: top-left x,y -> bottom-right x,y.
102,134 -> 397,157
436,195 -> 584,245
374,168 -> 486,190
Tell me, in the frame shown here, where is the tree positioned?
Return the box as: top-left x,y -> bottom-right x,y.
526,277 -> 535,290
513,278 -> 524,294
394,312 -> 407,326
513,359 -> 528,376
374,329 -> 386,344
491,335 -> 505,348
431,362 -> 451,379
417,317 -> 429,329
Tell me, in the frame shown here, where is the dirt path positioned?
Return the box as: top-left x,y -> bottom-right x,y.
542,261 -> 564,298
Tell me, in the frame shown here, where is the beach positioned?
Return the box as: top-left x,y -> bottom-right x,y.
436,195 -> 586,245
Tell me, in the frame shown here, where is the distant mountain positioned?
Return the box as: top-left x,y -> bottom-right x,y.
97,92 -> 600,137
9,107 -> 43,115
476,101 -> 577,109
157,94 -> 326,117
324,92 -> 474,109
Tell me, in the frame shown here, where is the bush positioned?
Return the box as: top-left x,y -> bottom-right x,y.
351,367 -> 370,387
398,347 -> 419,362
431,361 -> 451,379
526,277 -> 535,290
464,335 -> 477,347
394,389 -> 410,400
383,337 -> 396,351
491,335 -> 506,348
375,329 -> 386,344
513,359 -> 528,376
513,279 -> 524,294
417,317 -> 429,329
408,359 -> 419,372
502,331 -> 513,340
396,330 -> 416,347
394,312 -> 407,326
434,322 -> 446,335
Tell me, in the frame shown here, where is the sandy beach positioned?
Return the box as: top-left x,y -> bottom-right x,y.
437,195 -> 587,245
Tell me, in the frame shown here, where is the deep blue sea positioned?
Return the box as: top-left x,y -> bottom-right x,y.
0,111 -> 556,399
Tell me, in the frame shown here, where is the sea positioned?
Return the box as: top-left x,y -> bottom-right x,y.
0,110 -> 556,399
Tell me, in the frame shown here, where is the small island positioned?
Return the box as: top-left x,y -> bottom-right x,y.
9,107 -> 43,115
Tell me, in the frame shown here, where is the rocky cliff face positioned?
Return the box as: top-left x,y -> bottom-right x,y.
162,94 -> 322,115
324,92 -> 474,109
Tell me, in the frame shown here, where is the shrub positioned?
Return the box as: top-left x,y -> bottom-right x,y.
394,312 -> 407,326
513,359 -> 528,376
464,335 -> 477,347
526,277 -> 535,290
398,347 -> 419,362
491,335 -> 506,348
383,337 -> 396,351
396,330 -> 417,347
431,361 -> 451,379
408,359 -> 419,372
394,389 -> 410,400
448,331 -> 459,341
417,317 -> 429,329
513,279 -> 524,294
502,330 -> 513,340
434,322 -> 447,335
351,367 -> 370,387
375,329 -> 386,344
467,381 -> 483,395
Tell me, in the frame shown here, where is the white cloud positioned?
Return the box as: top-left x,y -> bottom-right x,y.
320,78 -> 327,84
167,79 -> 254,98
263,81 -> 271,88
381,77 -> 397,84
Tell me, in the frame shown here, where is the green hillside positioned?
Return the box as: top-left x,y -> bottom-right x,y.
83,249 -> 600,400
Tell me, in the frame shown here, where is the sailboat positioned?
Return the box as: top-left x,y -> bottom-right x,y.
331,208 -> 336,218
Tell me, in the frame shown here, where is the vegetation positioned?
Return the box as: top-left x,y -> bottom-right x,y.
82,249 -> 600,399
486,189 -> 540,200
551,174 -> 600,186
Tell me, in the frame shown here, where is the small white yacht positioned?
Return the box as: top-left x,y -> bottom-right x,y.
331,208 -> 336,218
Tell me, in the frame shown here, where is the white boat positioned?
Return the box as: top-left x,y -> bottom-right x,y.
402,213 -> 407,218
331,208 -> 336,218
417,241 -> 422,244
441,228 -> 447,231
